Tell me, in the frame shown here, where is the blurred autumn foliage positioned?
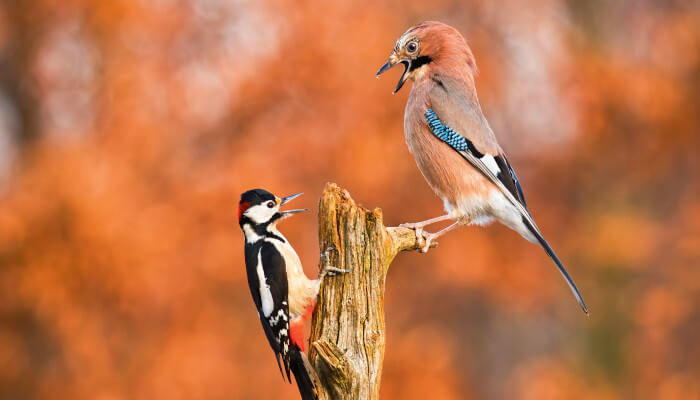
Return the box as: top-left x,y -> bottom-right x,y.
0,0 -> 698,399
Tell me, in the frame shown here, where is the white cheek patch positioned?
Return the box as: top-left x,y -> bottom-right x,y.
245,203 -> 278,224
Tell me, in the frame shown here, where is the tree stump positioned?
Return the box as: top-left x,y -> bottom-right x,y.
307,183 -> 434,400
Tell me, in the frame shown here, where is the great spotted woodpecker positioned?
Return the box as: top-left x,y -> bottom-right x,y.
238,189 -> 347,400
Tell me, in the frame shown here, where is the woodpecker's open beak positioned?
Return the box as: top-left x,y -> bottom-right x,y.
280,192 -> 302,206
278,193 -> 307,218
376,56 -> 410,94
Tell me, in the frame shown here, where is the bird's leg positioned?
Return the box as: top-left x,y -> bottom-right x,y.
400,214 -> 452,249
419,220 -> 462,253
319,246 -> 351,278
399,214 -> 452,230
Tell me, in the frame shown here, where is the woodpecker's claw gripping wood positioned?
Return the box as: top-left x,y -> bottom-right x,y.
319,246 -> 352,277
307,183 -> 434,400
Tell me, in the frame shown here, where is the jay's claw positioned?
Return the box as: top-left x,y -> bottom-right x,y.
403,225 -> 425,249
400,215 -> 454,251
420,231 -> 437,253
400,223 -> 431,251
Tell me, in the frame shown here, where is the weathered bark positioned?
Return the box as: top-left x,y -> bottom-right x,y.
307,183 -> 434,400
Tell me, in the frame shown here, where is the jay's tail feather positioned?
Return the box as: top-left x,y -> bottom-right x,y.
521,217 -> 589,314
289,345 -> 319,400
424,109 -> 588,314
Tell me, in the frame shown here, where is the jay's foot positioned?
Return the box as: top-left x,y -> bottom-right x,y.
419,230 -> 438,253
408,219 -> 463,253
400,215 -> 452,251
398,225 -> 433,253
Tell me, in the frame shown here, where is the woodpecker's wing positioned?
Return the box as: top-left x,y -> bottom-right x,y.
426,82 -> 588,313
244,241 -> 293,381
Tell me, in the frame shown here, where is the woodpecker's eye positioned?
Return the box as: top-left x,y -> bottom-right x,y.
406,42 -> 418,53
266,201 -> 275,208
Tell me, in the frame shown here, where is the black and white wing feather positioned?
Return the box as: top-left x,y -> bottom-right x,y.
244,241 -> 293,380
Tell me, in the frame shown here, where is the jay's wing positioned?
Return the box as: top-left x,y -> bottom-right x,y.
427,81 -> 588,314
427,79 -> 530,214
428,77 -> 527,208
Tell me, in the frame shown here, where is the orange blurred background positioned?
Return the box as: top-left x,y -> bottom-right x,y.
0,1 -> 698,399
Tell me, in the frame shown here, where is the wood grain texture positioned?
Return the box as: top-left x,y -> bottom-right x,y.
307,183 -> 434,400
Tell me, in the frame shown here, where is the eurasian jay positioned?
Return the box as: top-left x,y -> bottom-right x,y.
377,21 -> 588,313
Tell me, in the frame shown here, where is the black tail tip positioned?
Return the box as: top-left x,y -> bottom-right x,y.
576,296 -> 589,315
289,346 -> 319,400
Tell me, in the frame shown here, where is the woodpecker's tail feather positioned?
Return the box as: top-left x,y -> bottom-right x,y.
289,345 -> 319,400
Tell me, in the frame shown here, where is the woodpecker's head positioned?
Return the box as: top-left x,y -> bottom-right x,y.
238,189 -> 306,232
376,21 -> 478,93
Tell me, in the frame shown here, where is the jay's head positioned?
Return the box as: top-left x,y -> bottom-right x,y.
377,21 -> 478,93
238,189 -> 306,228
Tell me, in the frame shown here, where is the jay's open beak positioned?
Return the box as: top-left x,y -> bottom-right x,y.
376,59 -> 395,77
278,193 -> 307,218
376,57 -> 410,94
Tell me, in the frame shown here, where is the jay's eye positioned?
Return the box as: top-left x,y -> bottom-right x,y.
267,201 -> 275,208
406,42 -> 417,53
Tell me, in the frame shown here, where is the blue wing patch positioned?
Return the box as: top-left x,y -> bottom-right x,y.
425,108 -> 528,208
425,109 -> 470,152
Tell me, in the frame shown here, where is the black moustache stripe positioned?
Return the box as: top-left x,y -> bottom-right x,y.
239,215 -> 287,243
409,56 -> 432,71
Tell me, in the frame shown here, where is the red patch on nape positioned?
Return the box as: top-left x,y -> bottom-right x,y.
238,201 -> 250,222
290,319 -> 306,351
